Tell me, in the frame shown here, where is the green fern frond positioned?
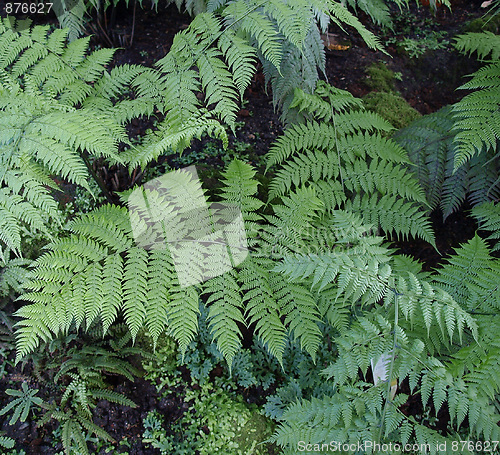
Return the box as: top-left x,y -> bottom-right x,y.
289,81 -> 363,121
122,109 -> 227,170
345,194 -> 435,246
328,1 -> 386,53
14,201 -> 205,362
263,0 -> 312,49
345,0 -> 392,27
268,149 -> 341,201
219,159 -> 263,216
452,82 -> 500,170
0,23 -> 151,252
433,234 -> 499,314
260,186 -> 324,258
218,29 -> 257,98
0,254 -> 31,298
204,269 -> 245,368
452,33 -> 500,171
454,31 -> 500,61
266,115 -> 392,171
223,1 -> 283,71
197,47 -> 239,125
0,435 -> 15,449
271,274 -> 322,362
472,201 -> 500,251
394,106 -> 500,219
240,257 -> 287,365
343,158 -> 427,204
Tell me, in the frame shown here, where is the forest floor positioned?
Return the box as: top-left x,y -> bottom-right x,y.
0,1 -> 492,453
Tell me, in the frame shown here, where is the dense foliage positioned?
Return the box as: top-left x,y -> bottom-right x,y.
1,0 -> 500,453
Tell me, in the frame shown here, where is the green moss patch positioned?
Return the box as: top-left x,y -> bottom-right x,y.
362,91 -> 421,130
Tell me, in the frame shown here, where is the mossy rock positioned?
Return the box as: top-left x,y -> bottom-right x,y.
364,61 -> 397,92
362,91 -> 421,130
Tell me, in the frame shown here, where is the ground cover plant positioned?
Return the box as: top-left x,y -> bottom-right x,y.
1,0 -> 500,453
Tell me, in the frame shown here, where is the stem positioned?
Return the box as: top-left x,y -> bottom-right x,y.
130,0 -> 137,47
376,291 -> 399,445
80,150 -> 115,205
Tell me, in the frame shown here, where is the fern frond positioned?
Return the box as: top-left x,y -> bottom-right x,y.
345,194 -> 435,246
122,109 -> 227,170
268,149 -> 341,201
14,201 -> 204,361
260,186 -> 324,258
454,32 -> 500,61
452,83 -> 500,170
343,158 -> 427,204
218,29 -> 257,98
452,34 -> 500,171
394,106 -> 500,218
472,201 -> 500,251
240,257 -> 287,365
266,116 -> 392,171
345,0 -> 392,27
196,47 -> 239,125
204,269 -> 245,368
271,274 -> 322,361
328,1 -> 386,53
166,286 -> 200,357
290,81 -> 363,121
223,1 -> 282,70
0,23 -> 152,252
433,234 -> 499,314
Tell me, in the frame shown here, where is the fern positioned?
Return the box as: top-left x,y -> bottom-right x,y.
0,382 -> 43,425
0,20 -> 153,253
0,435 -> 15,449
452,33 -> 500,170
471,201 -> 500,251
394,106 -> 500,219
0,251 -> 32,297
267,84 -> 434,246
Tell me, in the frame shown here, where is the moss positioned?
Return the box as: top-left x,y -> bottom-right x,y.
362,91 -> 421,130
147,385 -> 276,455
463,15 -> 500,34
232,402 -> 277,455
364,61 -> 397,92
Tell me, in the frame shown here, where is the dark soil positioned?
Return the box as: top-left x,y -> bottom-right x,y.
0,1 -> 489,453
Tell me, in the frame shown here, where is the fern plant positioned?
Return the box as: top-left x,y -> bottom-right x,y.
392,29 -> 500,219
267,81 -> 435,246
471,201 -> 500,251
1,330 -> 139,455
5,6 -> 500,454
451,31 -> 500,170
0,19 -> 150,254
14,83 -> 439,372
393,106 -> 500,219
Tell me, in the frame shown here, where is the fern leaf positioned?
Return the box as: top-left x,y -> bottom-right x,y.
204,269 -> 245,368
345,194 -> 436,246
101,255 -> 123,335
240,257 -> 286,364
218,30 -> 257,98
122,248 -> 148,342
166,285 -> 200,357
223,1 -> 282,70
144,249 -> 173,347
472,201 -> 500,251
454,32 -> 500,61
271,274 -> 322,361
